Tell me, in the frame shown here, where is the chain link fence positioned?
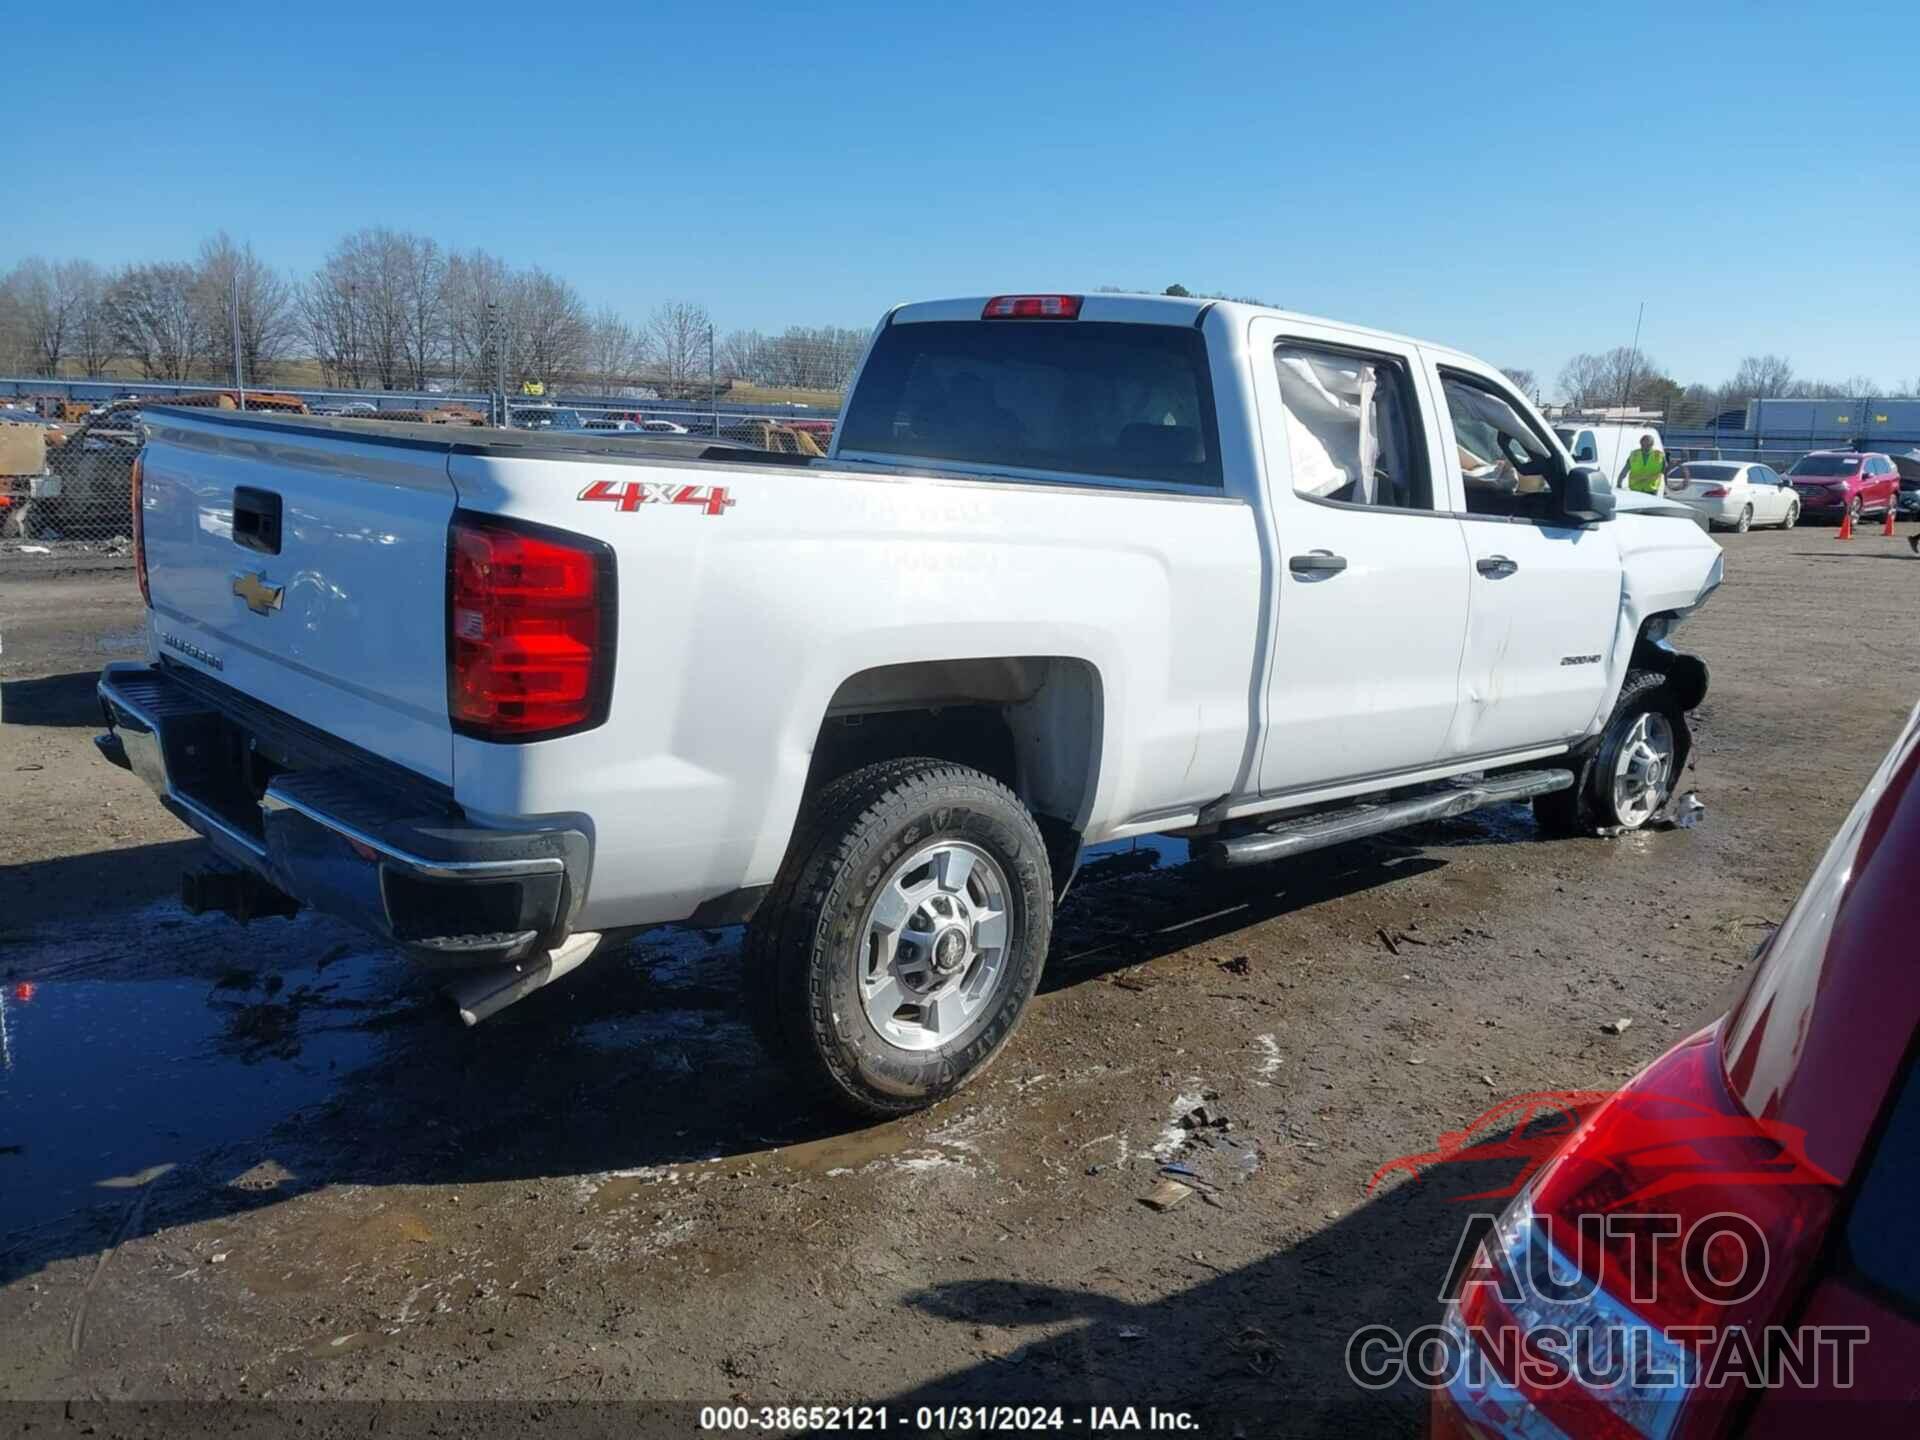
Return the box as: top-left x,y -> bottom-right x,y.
12,370 -> 1920,554
1,336 -> 855,550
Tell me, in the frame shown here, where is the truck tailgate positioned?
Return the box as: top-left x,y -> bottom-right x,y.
140,410 -> 457,784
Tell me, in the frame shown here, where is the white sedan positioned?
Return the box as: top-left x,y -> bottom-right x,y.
1665,460 -> 1801,532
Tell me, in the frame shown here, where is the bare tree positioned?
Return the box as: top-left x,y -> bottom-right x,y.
396,236 -> 446,389
442,248 -> 514,389
103,263 -> 208,380
196,234 -> 297,385
513,268 -> 591,386
586,309 -> 645,394
64,261 -> 115,377
1557,352 -> 1610,408
1557,347 -> 1667,409
298,263 -> 363,388
0,270 -> 27,373
717,328 -> 765,382
644,301 -> 712,395
5,258 -> 96,375
1730,354 -> 1794,399
1499,367 -> 1538,399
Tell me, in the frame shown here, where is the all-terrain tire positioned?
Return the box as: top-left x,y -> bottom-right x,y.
1533,670 -> 1690,837
744,758 -> 1053,1117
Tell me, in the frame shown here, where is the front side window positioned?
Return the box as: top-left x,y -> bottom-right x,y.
1272,343 -> 1432,510
1440,373 -> 1561,521
837,320 -> 1222,487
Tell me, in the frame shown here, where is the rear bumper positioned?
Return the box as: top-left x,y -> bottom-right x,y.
96,662 -> 589,968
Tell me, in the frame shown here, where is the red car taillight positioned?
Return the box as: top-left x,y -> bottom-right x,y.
1445,1026 -> 1839,1439
1697,486 -> 1728,498
131,451 -> 149,607
447,514 -> 615,741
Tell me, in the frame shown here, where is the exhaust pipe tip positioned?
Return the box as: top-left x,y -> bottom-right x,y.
445,931 -> 603,1025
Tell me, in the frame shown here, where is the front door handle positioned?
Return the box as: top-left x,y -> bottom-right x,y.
1476,555 -> 1518,578
1289,550 -> 1348,575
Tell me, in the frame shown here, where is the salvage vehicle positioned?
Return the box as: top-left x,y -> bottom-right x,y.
94,293 -> 1723,1116
1665,460 -> 1800,531
1785,449 -> 1901,525
1550,421 -> 1665,488
1432,701 -> 1920,1440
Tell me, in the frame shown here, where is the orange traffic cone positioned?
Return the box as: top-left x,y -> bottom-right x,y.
1837,505 -> 1854,540
1884,502 -> 1897,537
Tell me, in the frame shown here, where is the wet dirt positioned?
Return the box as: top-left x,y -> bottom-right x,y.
2,527 -> 1918,1433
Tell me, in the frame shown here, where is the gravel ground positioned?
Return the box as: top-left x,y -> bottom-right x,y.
2,526 -> 1917,1435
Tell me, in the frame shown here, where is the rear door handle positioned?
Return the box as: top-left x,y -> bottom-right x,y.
1476,555 -> 1518,578
1289,551 -> 1348,575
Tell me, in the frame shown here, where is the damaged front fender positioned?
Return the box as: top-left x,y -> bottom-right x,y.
1632,634 -> 1710,711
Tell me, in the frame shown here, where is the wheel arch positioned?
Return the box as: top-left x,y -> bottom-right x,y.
806,655 -> 1105,823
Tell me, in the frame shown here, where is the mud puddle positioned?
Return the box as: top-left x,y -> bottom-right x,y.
0,947 -> 394,1234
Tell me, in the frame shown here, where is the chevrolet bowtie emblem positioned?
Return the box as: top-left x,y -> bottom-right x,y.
232,571 -> 285,615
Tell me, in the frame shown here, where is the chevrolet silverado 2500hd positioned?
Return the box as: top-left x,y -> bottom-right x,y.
95,293 -> 1722,1115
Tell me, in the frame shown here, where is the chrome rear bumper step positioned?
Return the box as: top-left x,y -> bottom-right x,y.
1204,768 -> 1574,868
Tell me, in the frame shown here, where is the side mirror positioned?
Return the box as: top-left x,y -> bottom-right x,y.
1563,465 -> 1616,523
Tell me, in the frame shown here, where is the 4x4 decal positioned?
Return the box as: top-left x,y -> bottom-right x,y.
578,479 -> 735,516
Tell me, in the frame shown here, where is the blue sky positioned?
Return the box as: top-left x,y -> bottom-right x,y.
10,0 -> 1917,394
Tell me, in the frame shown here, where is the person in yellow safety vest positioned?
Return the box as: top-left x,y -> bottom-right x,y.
1625,434 -> 1668,494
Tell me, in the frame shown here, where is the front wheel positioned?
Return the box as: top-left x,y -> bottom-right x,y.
1782,502 -> 1799,529
1849,496 -> 1864,525
744,758 -> 1053,1117
1534,670 -> 1689,836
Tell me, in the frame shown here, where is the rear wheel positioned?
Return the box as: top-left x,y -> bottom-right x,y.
744,758 -> 1052,1116
1534,670 -> 1688,836
1734,505 -> 1752,534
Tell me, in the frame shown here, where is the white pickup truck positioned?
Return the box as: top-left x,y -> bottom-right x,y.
96,293 -> 1722,1115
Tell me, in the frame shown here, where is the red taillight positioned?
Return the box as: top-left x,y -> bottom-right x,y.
981,294 -> 1082,319
1698,485 -> 1728,498
1531,1027 -> 1836,1336
131,451 -> 149,607
447,515 -> 613,741
1447,1026 -> 1840,1439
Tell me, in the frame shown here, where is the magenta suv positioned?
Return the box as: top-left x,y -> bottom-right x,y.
1785,450 -> 1901,524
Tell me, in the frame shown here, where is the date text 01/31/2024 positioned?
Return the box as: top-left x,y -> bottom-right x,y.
698,1405 -> 1201,1432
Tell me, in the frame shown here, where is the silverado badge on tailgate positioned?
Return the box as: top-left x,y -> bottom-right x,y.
232,571 -> 285,615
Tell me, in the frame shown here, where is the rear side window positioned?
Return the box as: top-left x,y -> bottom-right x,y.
837,321 -> 1223,487
1273,343 -> 1432,510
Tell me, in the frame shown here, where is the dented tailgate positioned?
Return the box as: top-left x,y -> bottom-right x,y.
137,408 -> 458,785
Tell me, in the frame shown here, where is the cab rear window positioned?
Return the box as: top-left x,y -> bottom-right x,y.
1789,455 -> 1861,476
837,320 -> 1223,487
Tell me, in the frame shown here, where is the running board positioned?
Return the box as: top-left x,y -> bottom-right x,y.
1203,768 -> 1574,868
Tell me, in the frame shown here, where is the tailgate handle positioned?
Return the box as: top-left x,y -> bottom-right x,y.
232,486 -> 282,555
